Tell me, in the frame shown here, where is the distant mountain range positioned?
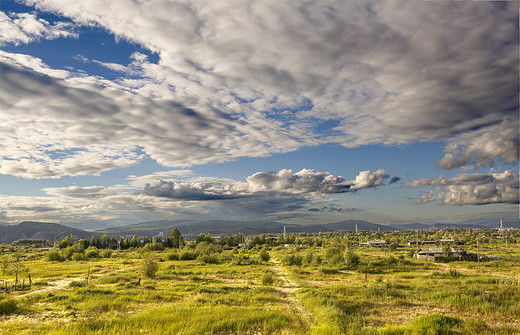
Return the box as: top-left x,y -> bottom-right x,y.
0,221 -> 98,244
93,219 -> 395,238
1,217 -> 518,244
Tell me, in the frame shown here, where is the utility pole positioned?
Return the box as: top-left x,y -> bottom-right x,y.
477,239 -> 480,270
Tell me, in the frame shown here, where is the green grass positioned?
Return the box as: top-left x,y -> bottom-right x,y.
0,240 -> 519,334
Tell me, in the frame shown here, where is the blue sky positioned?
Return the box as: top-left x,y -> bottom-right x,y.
0,0 -> 518,229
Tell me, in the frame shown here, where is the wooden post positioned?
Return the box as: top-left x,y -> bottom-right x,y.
86,266 -> 90,286
365,269 -> 368,283
29,274 -> 32,285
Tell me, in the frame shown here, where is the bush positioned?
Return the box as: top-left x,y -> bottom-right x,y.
283,254 -> 302,266
101,249 -> 112,258
71,253 -> 85,261
0,295 -> 17,315
198,253 -> 220,264
344,248 -> 360,268
141,242 -> 165,252
142,253 -> 160,279
166,252 -> 180,260
179,251 -> 198,260
259,248 -> 270,262
47,250 -> 64,262
85,247 -> 101,259
305,251 -> 314,264
260,271 -> 274,285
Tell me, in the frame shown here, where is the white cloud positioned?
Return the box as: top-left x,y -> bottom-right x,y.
126,170 -> 193,187
438,117 -> 519,170
348,169 -> 389,190
140,168 -> 389,197
405,170 -> 519,205
0,11 -> 76,46
1,1 -> 518,178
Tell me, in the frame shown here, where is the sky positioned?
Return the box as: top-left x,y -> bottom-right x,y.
0,0 -> 518,229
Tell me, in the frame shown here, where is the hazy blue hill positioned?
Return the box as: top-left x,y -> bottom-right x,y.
92,219 -> 196,236
93,219 -> 397,238
392,222 -> 433,230
321,220 -> 397,232
0,221 -> 97,244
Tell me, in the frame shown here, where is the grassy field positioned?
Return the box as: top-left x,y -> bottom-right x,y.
0,233 -> 519,334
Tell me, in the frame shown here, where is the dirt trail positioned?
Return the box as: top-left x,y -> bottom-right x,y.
16,277 -> 85,298
270,259 -> 313,330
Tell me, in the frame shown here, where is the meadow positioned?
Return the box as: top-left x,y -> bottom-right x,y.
0,229 -> 519,334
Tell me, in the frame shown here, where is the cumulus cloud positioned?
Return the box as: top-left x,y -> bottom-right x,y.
438,117 -> 519,170
348,169 -> 389,190
142,179 -> 243,201
139,168 -> 389,201
1,1 -> 517,178
0,11 -> 76,46
405,170 -> 519,205
246,169 -> 348,194
246,168 -> 388,194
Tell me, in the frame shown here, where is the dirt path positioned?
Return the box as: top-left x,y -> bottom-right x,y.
16,277 -> 85,298
270,259 -> 313,331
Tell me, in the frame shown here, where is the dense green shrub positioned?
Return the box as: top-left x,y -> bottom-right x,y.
259,248 -> 270,262
85,247 -> 101,259
166,252 -> 180,260
283,254 -> 302,266
260,271 -> 274,285
343,248 -> 360,268
179,251 -> 198,260
142,253 -> 160,279
198,253 -> 220,264
0,295 -> 17,315
47,250 -> 64,262
140,242 -> 165,252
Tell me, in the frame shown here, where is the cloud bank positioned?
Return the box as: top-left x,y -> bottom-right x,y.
0,1 -> 517,178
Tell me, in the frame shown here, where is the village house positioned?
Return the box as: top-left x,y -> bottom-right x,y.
414,247 -> 462,261
366,240 -> 387,247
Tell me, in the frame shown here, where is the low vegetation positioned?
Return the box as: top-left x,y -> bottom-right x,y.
0,228 -> 518,334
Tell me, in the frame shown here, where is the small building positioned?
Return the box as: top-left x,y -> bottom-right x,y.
414,247 -> 462,260
407,240 -> 420,246
421,240 -> 437,245
366,240 -> 387,247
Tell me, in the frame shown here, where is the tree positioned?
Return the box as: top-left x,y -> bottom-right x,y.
169,228 -> 184,249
